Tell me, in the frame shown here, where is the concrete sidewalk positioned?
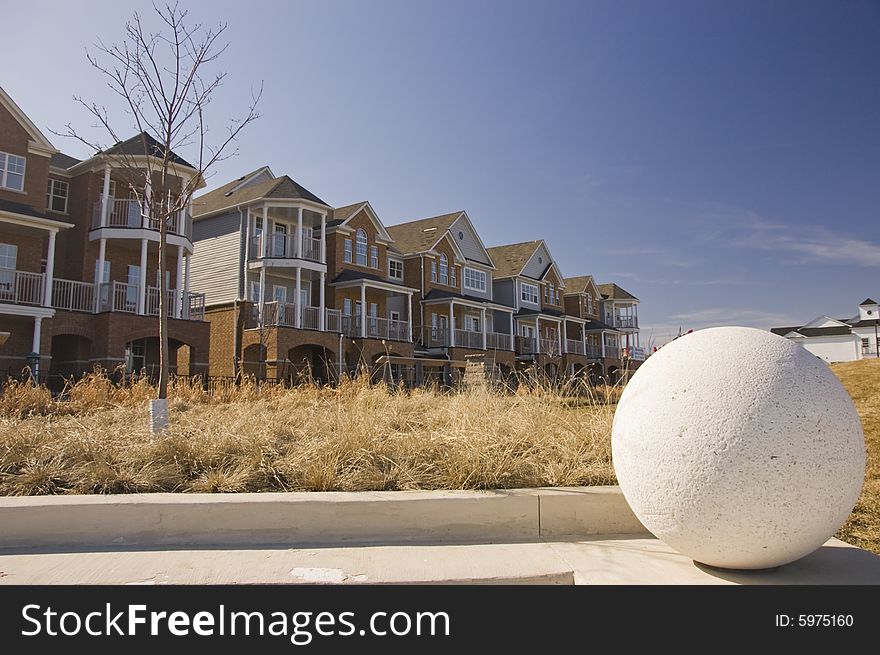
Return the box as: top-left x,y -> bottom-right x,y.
1,487 -> 878,585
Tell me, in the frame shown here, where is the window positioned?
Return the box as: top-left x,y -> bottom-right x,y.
544,286 -> 549,303
548,284 -> 556,305
521,282 -> 539,304
370,245 -> 379,269
0,243 -> 17,269
250,281 -> 261,303
46,179 -> 69,213
587,293 -> 593,314
343,238 -> 352,263
0,152 -> 26,191
388,259 -> 403,280
273,285 -> 287,304
439,253 -> 449,285
451,267 -> 457,288
464,267 -> 486,292
468,316 -> 481,332
390,310 -> 401,322
356,229 -> 368,266
431,260 -> 437,282
343,298 -> 352,316
126,265 -> 140,308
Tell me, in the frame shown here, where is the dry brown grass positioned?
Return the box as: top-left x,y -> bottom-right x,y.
832,359 -> 880,554
0,370 -> 616,494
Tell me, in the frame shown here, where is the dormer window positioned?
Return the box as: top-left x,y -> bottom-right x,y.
0,152 -> 26,192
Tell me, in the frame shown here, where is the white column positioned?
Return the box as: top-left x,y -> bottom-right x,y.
320,212 -> 327,264
536,320 -> 540,355
137,238 -> 148,315
296,206 -> 303,259
243,210 -> 251,300
360,283 -> 367,338
481,308 -> 487,350
94,238 -> 107,312
100,165 -> 111,227
43,230 -> 56,308
407,292 -> 413,342
144,178 -> 152,229
261,205 -> 269,257
295,266 -> 302,328
32,316 -> 42,353
557,319 -> 562,356
601,331 -> 607,358
509,313 -> 514,341
259,266 -> 266,325
318,271 -> 326,331
175,245 -> 184,319
186,197 -> 194,239
449,300 -> 455,347
183,254 -> 191,319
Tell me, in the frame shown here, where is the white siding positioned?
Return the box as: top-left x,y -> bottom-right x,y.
521,242 -> 551,279
799,335 -> 859,363
449,215 -> 491,265
190,212 -> 241,306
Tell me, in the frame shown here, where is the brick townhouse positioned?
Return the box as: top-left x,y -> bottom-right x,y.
0,85 -> 209,382
190,167 -> 417,384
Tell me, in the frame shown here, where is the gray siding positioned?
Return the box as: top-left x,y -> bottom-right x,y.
450,215 -> 491,265
190,211 -> 242,306
521,242 -> 552,279
493,278 -> 516,309
461,263 -> 493,301
517,278 -> 541,310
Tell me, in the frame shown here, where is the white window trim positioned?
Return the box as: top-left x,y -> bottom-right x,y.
439,253 -> 449,286
463,267 -> 487,292
370,245 -> 379,269
355,229 -> 368,266
521,282 -> 539,304
273,285 -> 287,304
0,243 -> 17,270
343,238 -> 353,263
47,178 -> 69,214
0,151 -> 26,192
388,258 -> 404,280
250,281 -> 262,303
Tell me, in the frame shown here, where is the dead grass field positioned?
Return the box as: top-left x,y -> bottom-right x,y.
0,360 -> 876,555
831,359 -> 880,555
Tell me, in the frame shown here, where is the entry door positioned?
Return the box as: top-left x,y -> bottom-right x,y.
273,223 -> 287,257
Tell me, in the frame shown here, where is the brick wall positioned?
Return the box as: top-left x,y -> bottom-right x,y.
0,102 -> 49,212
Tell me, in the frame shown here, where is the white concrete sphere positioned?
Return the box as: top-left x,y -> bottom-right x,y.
612,326 -> 865,570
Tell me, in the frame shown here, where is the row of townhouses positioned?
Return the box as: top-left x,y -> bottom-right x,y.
0,86 -> 644,386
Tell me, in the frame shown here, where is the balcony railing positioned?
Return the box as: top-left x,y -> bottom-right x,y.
603,345 -> 622,359
326,308 -> 342,333
539,338 -> 561,356
0,268 -> 44,306
364,317 -> 411,341
586,344 -> 602,359
249,232 -> 323,263
454,328 -> 483,349
614,316 -> 638,329
52,278 -> 95,313
565,339 -> 586,355
421,326 -> 450,348
516,336 -> 537,355
91,197 -> 191,237
486,332 -> 512,351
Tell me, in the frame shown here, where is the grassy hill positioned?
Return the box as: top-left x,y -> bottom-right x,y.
832,359 -> 879,554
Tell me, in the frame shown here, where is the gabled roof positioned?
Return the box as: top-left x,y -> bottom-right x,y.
0,86 -> 57,156
563,275 -> 597,294
98,132 -> 195,169
386,212 -> 465,255
801,315 -> 850,329
193,169 -> 328,218
330,201 -> 393,243
860,298 -> 878,306
597,283 -> 639,301
540,262 -> 565,288
486,241 -> 542,278
770,324 -> 853,337
49,152 -> 82,170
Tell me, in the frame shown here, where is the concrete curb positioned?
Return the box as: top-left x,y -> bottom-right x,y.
0,486 -> 649,550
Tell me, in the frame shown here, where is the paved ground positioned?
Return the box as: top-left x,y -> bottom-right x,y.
1,537 -> 877,585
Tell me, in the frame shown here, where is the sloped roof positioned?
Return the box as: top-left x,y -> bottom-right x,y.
331,269 -> 405,286
860,298 -> 878,306
597,283 -> 639,301
99,132 -> 194,169
193,170 -> 327,218
49,152 -> 81,169
771,325 -> 853,337
332,202 -> 367,223
563,275 -> 597,294
386,212 -> 464,255
0,198 -> 71,225
486,241 -> 542,278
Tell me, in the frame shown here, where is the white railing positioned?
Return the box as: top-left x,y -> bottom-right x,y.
516,336 -> 537,354
362,317 -> 410,341
486,332 -> 512,351
540,338 -> 561,356
302,306 -> 319,330
250,232 -> 323,263
565,339 -> 586,355
0,268 -> 44,306
326,308 -> 342,333
614,316 -> 638,329
586,344 -> 602,358
146,286 -> 177,317
454,329 -> 484,349
92,197 -> 190,237
108,281 -> 138,313
422,326 -> 449,348
52,278 -> 94,313
604,346 -> 621,359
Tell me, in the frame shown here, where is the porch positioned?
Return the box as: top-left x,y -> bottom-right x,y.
419,298 -> 515,352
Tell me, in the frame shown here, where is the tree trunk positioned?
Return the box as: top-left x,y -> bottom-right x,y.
158,209 -> 170,399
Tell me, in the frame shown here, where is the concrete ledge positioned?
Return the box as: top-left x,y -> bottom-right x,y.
0,486 -> 647,550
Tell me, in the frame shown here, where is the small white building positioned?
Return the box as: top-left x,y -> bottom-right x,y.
771,298 -> 880,363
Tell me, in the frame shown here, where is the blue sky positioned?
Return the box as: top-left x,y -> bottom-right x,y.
5,1 -> 878,345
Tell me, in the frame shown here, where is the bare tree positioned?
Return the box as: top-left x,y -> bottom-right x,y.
56,2 -> 260,426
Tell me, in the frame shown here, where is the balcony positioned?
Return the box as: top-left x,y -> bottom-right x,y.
515,336 -> 561,357
586,344 -> 602,359
613,316 -> 638,329
0,268 -> 44,306
454,328 -> 483,349
486,332 -> 513,351
565,339 -> 586,355
91,197 -> 191,238
249,232 -> 323,264
253,303 -> 410,341
603,345 -> 622,359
